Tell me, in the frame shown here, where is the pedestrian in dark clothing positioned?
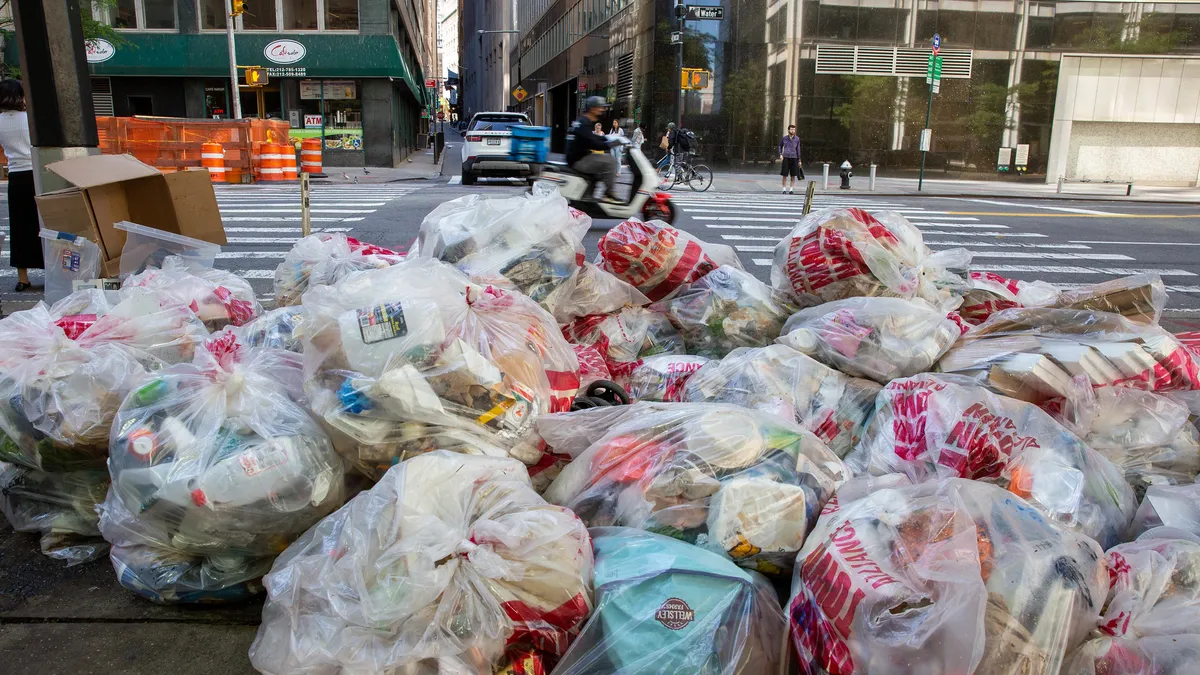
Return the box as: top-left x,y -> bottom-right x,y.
0,80 -> 41,290
778,124 -> 804,194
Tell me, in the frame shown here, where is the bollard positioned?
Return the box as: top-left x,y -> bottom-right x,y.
1057,176 -> 1064,194
300,138 -> 323,173
822,162 -> 830,190
201,142 -> 226,183
300,172 -> 312,237
803,180 -> 816,215
869,163 -> 877,191
281,142 -> 299,181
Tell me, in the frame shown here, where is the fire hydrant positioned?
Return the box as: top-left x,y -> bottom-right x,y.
839,161 -> 853,189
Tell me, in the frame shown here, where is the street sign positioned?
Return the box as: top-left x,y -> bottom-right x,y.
425,78 -> 436,88
437,111 -> 446,120
997,147 -> 1012,172
577,81 -> 587,92
932,80 -> 941,94
925,55 -> 944,84
932,33 -> 941,54
1015,143 -> 1030,167
919,128 -> 932,152
304,114 -> 322,129
670,31 -> 682,45
512,85 -> 528,102
243,66 -> 268,87
685,5 -> 724,20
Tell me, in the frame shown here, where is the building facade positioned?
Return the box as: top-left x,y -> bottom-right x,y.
509,0 -> 1200,183
72,0 -> 437,167
459,0 -> 516,117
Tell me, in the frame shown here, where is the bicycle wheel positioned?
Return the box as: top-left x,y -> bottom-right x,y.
657,161 -> 675,190
688,164 -> 713,192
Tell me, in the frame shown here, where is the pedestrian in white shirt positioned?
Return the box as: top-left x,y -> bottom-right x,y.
610,119 -> 626,175
0,80 -> 41,291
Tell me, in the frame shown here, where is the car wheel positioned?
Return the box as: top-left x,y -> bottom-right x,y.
462,171 -> 477,186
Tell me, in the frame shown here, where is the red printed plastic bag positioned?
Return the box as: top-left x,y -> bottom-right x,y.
625,354 -> 710,402
562,306 -> 684,382
1097,536 -> 1200,640
123,256 -> 261,331
961,271 -> 1060,325
573,343 -> 612,389
596,219 -> 742,301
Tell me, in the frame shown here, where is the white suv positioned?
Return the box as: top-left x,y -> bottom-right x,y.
460,112 -> 534,186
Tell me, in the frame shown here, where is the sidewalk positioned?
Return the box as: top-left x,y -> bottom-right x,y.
312,127 -> 459,184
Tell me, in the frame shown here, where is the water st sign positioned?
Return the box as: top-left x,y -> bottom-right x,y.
932,33 -> 941,54
685,5 -> 724,20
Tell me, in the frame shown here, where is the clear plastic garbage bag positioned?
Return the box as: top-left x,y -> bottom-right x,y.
273,233 -> 402,307
1131,484 -> 1200,540
0,463 -> 109,565
574,343 -> 612,389
852,373 -> 1136,548
1095,536 -> 1200,640
937,308 -> 1200,402
681,344 -> 881,459
1064,635 -> 1200,675
238,306 -> 310,353
960,271 -> 1060,325
777,297 -> 968,383
248,451 -> 594,675
542,402 -> 847,574
101,331 -> 345,602
650,265 -> 797,359
552,527 -> 790,675
123,256 -> 261,331
40,229 -> 103,305
1054,273 -> 1167,326
302,257 -> 580,480
562,306 -> 684,383
552,261 -> 652,324
626,354 -> 711,402
789,477 -> 1106,675
770,207 -> 971,307
596,219 -> 743,302
53,286 -> 211,366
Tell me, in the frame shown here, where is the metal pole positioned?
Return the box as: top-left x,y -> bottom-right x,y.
224,0 -> 242,119
869,163 -> 877,191
918,82 -> 932,191
822,162 -> 829,190
300,172 -> 312,237
319,80 -> 326,167
803,180 -> 816,215
676,5 -> 684,128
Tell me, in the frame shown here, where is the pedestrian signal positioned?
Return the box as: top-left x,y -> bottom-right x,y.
680,68 -> 711,90
244,66 -> 268,87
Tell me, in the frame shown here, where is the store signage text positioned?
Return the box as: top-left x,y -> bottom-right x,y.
264,39 -> 306,65
85,39 -> 116,63
300,80 -> 356,100
304,114 -> 323,129
268,67 -> 307,78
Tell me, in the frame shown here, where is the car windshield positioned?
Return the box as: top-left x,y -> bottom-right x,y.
470,117 -> 528,132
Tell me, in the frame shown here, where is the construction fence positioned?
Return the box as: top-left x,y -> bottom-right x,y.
96,117 -> 293,183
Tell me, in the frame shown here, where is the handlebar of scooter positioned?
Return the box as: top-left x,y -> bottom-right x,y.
604,134 -> 631,148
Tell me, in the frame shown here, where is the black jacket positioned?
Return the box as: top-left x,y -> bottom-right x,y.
566,115 -> 608,164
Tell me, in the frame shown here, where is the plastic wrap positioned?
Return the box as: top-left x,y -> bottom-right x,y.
573,343 -> 612,389
960,271 -> 1060,325
938,308 -> 1200,402
0,463 -> 109,565
1131,484 -> 1200,539
1064,635 -> 1200,675
1055,273 -> 1167,326
101,331 -> 345,603
553,527 -> 789,675
788,478 -> 1106,675
854,373 -> 1136,548
60,287 -> 211,365
40,229 -> 103,305
552,261 -> 651,324
626,354 -> 711,402
237,306 -> 310,353
1096,536 -> 1200,639
681,344 -> 881,458
650,265 -> 796,359
596,219 -> 743,302
301,257 -> 580,480
248,451 -> 593,675
562,306 -> 684,382
123,256 -> 261,331
777,297 -> 968,383
543,402 -> 848,573
272,233 -> 402,307
770,207 -> 970,307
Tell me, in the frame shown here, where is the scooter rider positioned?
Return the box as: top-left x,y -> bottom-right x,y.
567,96 -> 621,204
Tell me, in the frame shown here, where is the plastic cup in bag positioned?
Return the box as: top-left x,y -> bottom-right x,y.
115,221 -> 221,278
39,229 -> 103,305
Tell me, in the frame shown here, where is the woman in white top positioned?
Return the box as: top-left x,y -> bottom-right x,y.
609,118 -> 626,174
0,80 -> 41,291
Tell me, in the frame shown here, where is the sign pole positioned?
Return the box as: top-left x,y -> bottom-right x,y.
300,171 -> 311,237
917,34 -> 941,192
675,3 -> 684,128
224,0 -> 242,119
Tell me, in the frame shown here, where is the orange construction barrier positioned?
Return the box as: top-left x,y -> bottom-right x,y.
300,138 -> 322,173
281,142 -> 299,181
260,143 -> 284,181
94,117 -> 291,183
200,142 -> 226,183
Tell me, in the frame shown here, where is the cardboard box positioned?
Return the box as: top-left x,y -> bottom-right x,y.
36,154 -> 226,275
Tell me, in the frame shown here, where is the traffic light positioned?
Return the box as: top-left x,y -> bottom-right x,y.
231,0 -> 244,15
690,70 -> 710,89
680,68 -> 695,89
243,66 -> 268,87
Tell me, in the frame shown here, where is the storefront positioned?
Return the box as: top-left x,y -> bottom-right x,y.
82,32 -> 428,167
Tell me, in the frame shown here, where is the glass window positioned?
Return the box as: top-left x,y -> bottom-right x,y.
469,114 -> 531,131
143,0 -> 175,28
815,5 -> 857,40
857,7 -> 900,43
325,0 -> 357,29
114,0 -> 137,27
974,10 -> 1016,50
283,0 -> 317,29
1026,14 -> 1053,49
199,0 -> 227,28
241,0 -> 276,29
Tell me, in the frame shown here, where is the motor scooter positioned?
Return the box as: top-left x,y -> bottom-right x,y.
536,136 -> 677,224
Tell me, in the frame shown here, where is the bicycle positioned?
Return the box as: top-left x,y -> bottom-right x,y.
664,152 -> 713,192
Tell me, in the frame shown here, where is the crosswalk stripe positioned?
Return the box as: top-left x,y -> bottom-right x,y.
448,176 -> 462,184
716,234 -> 1087,249
225,227 -> 352,233
226,237 -> 302,244
216,252 -> 289,259
222,217 -> 365,222
729,245 -> 1129,260
233,270 -> 278,279
219,208 -> 378,214
972,264 -> 1196,276
1068,240 -> 1200,247
217,200 -> 389,206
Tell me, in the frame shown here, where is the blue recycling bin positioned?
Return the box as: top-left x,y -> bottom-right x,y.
509,125 -> 551,164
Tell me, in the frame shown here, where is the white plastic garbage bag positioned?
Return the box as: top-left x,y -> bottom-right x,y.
248,451 -> 593,675
238,306 -> 310,353
123,256 -> 261,331
1063,635 -> 1200,675
273,233 -> 402,307
625,354 -> 711,402
960,271 -> 1059,325
0,463 -> 109,565
562,306 -> 684,383
1131,484 -> 1200,539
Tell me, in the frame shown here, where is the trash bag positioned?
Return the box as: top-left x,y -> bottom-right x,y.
853,373 -> 1136,548
788,478 -> 1107,675
543,402 -> 848,574
301,257 -> 579,480
937,308 -> 1200,402
777,297 -> 968,383
0,463 -> 109,565
562,306 -> 684,382
123,256 -> 261,331
650,265 -> 797,359
237,306 -> 310,353
1063,635 -> 1200,675
101,331 -> 345,602
247,451 -> 593,675
626,354 -> 711,402
960,271 -> 1059,325
68,287 -> 211,365
1054,273 -> 1167,326
273,233 -> 402,307
1095,535 -> 1200,639
1130,484 -> 1200,540
596,219 -> 743,302
681,344 -> 881,459
770,207 -> 970,307
552,262 -> 651,324
573,343 -> 612,389
552,527 -> 789,675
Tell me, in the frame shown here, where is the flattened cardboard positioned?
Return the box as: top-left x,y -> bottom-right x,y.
45,154 -> 160,188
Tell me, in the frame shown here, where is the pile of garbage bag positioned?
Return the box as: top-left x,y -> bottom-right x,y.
0,463 -> 110,564
301,256 -> 579,479
543,402 -> 848,574
680,344 -> 881,458
124,256 -> 261,331
596,219 -> 742,301
852,372 -> 1136,547
100,331 -> 345,603
273,233 -> 402,307
778,296 -> 968,383
248,451 -> 593,675
789,477 -> 1107,675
